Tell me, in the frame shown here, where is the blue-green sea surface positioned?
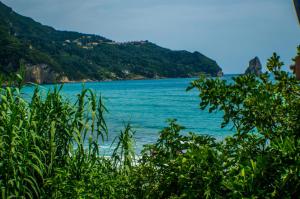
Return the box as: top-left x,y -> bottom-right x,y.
22,75 -> 236,155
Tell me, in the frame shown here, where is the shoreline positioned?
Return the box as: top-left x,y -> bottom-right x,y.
3,74 -> 240,87
26,74 -> 239,86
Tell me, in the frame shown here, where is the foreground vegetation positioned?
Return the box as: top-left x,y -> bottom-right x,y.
0,48 -> 299,198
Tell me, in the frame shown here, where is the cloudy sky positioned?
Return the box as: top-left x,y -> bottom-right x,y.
2,0 -> 300,73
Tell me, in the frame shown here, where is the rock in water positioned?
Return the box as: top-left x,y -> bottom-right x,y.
245,57 -> 262,75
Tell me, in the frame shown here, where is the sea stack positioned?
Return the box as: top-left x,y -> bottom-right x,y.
245,57 -> 262,76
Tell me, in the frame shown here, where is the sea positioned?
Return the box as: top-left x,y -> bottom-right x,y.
22,75 -> 236,155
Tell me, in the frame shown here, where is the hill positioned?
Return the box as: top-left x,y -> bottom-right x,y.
0,1 -> 222,83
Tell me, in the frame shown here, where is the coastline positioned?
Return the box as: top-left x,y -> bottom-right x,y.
26,72 -> 228,86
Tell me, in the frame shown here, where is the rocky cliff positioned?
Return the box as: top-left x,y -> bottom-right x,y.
25,64 -> 70,84
245,57 -> 262,76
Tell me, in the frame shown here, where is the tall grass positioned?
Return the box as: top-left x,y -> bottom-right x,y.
0,79 -> 135,198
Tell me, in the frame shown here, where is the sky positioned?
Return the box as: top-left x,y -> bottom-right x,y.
2,0 -> 300,74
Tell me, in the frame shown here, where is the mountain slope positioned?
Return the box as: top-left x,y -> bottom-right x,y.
0,1 -> 222,83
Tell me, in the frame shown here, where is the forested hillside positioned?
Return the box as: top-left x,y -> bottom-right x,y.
0,1 -> 222,83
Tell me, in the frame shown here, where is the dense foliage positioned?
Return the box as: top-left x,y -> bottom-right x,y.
0,2 -> 221,82
0,46 -> 299,198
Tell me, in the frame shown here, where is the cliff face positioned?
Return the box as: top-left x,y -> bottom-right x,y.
25,64 -> 69,84
245,57 -> 262,76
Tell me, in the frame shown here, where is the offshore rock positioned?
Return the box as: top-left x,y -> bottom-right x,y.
245,57 -> 262,76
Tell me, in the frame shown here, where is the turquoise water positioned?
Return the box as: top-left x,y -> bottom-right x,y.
22,75 -> 236,154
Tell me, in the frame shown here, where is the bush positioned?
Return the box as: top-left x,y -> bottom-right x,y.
129,48 -> 300,198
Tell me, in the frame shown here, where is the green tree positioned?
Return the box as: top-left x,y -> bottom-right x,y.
186,49 -> 300,198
